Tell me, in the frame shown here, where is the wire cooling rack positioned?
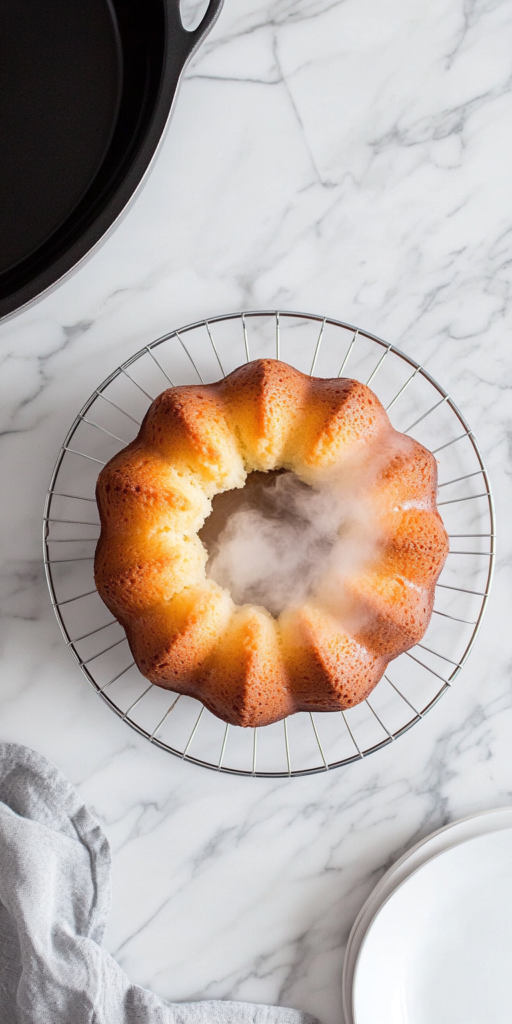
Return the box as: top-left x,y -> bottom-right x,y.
43,311 -> 495,777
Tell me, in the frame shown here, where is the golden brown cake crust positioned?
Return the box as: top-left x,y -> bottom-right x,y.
95,358 -> 448,727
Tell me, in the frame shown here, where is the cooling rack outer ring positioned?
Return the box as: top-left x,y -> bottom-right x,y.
43,310 -> 496,777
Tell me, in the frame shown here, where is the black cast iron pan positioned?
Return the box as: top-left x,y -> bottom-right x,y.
0,0 -> 224,320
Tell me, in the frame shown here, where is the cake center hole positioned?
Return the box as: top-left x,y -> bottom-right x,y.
199,470 -> 340,617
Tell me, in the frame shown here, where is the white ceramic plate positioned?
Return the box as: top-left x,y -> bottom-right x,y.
353,826 -> 512,1024
342,807 -> 512,1023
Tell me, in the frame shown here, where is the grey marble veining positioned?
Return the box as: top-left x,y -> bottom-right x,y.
1,1 -> 512,1021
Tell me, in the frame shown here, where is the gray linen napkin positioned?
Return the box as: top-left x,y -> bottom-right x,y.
0,743 -> 316,1024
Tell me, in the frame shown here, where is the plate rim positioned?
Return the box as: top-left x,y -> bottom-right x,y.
343,805 -> 512,1023
351,816 -> 512,1024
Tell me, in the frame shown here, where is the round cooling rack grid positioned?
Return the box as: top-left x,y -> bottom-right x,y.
44,312 -> 495,777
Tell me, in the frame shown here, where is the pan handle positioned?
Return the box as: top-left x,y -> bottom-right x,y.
167,0 -> 225,66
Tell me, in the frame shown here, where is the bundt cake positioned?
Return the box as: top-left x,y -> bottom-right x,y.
94,358 -> 448,727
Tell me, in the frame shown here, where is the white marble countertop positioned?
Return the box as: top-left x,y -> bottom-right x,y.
1,1 -> 512,1021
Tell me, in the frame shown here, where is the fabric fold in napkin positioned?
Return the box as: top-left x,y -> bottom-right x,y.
0,743 -> 316,1024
